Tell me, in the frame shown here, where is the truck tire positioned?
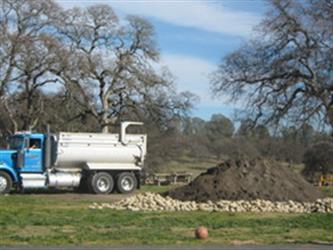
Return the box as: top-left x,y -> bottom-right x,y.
116,172 -> 137,194
89,172 -> 114,194
0,171 -> 12,194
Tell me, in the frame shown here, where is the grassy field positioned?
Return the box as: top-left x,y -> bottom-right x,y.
154,154 -> 218,177
0,187 -> 332,246
321,186 -> 333,198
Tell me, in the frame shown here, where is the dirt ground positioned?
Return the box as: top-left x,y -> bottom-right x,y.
15,190 -> 133,202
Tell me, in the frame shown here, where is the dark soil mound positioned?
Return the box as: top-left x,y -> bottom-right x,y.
165,159 -> 323,202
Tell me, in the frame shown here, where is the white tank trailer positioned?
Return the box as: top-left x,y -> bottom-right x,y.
56,130 -> 145,171
0,122 -> 146,194
50,122 -> 146,194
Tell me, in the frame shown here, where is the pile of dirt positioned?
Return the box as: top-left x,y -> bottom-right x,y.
165,158 -> 324,202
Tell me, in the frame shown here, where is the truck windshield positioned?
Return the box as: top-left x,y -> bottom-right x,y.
9,136 -> 24,150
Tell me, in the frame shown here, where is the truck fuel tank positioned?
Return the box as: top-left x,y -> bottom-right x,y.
48,172 -> 81,187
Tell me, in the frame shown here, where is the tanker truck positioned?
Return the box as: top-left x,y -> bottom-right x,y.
0,122 -> 146,194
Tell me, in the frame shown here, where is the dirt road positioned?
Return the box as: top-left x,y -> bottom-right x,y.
16,189 -> 133,202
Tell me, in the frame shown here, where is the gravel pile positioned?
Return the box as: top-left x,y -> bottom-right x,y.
89,192 -> 333,213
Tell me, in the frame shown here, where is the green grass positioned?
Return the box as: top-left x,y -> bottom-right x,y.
140,184 -> 176,193
321,186 -> 333,198
156,154 -> 218,177
0,194 -> 332,246
286,163 -> 305,174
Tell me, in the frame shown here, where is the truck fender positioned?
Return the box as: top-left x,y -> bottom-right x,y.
0,164 -> 18,182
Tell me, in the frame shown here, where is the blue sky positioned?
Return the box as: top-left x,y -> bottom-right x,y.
57,0 -> 268,120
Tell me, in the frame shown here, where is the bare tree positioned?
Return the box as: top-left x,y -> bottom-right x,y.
13,35 -> 63,130
56,5 -> 194,133
0,0 -> 61,131
211,0 -> 333,129
0,1 -> 195,137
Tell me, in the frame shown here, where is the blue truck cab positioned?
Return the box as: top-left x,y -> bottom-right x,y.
0,133 -> 46,193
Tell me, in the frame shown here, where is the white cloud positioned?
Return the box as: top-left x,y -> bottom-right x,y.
57,0 -> 260,37
159,53 -> 245,112
160,53 -> 220,105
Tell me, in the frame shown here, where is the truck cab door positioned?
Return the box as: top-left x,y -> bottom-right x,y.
22,138 -> 43,173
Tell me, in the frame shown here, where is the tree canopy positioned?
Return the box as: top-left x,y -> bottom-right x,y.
211,0 -> 333,129
303,142 -> 333,176
0,0 -> 195,133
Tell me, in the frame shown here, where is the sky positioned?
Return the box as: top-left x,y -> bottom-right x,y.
57,0 -> 268,120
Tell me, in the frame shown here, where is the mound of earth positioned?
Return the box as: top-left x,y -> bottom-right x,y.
165,158 -> 323,202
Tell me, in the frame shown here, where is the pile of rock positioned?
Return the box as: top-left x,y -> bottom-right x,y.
89,192 -> 333,213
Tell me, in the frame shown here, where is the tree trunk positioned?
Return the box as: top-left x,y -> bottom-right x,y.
327,105 -> 333,131
100,110 -> 109,133
100,116 -> 118,133
99,92 -> 110,133
101,124 -> 109,133
2,98 -> 18,133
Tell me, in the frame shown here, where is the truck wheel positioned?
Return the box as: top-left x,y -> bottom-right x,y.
116,172 -> 137,194
0,171 -> 12,194
90,172 -> 114,194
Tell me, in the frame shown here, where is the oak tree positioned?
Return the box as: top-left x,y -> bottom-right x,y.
211,0 -> 333,129
56,5 -> 194,133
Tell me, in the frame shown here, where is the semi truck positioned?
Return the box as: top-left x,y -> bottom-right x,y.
0,122 -> 146,195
